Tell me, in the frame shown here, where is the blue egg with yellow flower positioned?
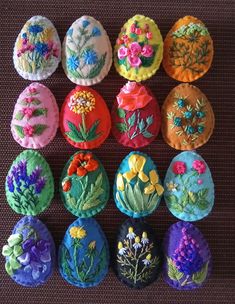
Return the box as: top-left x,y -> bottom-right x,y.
113,151 -> 164,218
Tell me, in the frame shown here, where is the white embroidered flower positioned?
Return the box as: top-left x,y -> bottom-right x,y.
141,231 -> 149,245
142,254 -> 151,266
166,181 -> 178,192
133,236 -> 142,250
126,226 -> 136,240
118,241 -> 126,255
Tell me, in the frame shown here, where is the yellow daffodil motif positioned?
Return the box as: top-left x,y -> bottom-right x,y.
123,154 -> 149,183
116,173 -> 125,191
144,170 -> 164,196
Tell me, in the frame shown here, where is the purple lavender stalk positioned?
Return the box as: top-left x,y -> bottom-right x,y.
35,177 -> 46,194
7,174 -> 14,193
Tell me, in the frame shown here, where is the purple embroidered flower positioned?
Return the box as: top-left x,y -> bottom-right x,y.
172,227 -> 203,275
7,174 -> 14,192
35,177 -> 46,194
28,166 -> 42,185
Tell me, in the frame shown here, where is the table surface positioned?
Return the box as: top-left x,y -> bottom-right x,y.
1,0 -> 235,303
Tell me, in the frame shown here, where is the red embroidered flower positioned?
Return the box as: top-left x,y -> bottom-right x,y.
172,161 -> 186,175
22,107 -> 34,119
192,160 -> 206,174
67,152 -> 99,177
23,124 -> 34,137
62,180 -> 71,192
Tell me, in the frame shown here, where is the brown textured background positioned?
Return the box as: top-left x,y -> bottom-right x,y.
0,0 -> 235,303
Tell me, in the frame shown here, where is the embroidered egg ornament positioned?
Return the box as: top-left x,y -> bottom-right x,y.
60,151 -> 109,217
114,151 -> 164,218
1,216 -> 55,287
114,15 -> 163,81
161,83 -> 215,150
60,86 -> 111,149
163,221 -> 211,290
164,151 -> 214,221
111,82 -> 161,148
114,218 -> 161,289
163,16 -> 214,82
58,218 -> 109,287
13,16 -> 61,80
5,150 -> 54,215
11,83 -> 59,149
62,16 -> 112,85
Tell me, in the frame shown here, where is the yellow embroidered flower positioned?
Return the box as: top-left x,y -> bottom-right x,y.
69,226 -> 87,239
144,170 -> 164,195
118,241 -> 123,250
88,241 -> 96,250
68,91 -> 96,115
126,226 -> 136,240
117,173 -> 124,191
118,241 -> 126,255
146,254 -> 151,260
142,253 -> 152,266
123,154 -> 149,183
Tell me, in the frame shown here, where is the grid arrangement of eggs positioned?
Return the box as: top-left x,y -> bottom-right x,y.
3,14 -> 215,289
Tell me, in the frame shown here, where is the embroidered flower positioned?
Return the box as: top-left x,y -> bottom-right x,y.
91,27 -> 101,37
135,27 -> 142,35
67,28 -> 73,37
69,226 -> 87,239
130,24 -> 136,33
144,170 -> 164,196
68,90 -> 95,114
141,45 -> 153,57
23,124 -> 34,137
117,82 -> 152,111
67,55 -> 80,71
174,117 -> 182,126
177,99 -> 185,108
184,111 -> 193,119
142,253 -> 151,266
62,179 -> 71,192
117,173 -> 125,191
82,20 -> 90,28
28,24 -> 43,35
196,111 -> 205,118
88,241 -> 96,250
186,125 -> 195,134
141,232 -> 149,245
126,227 -> 136,240
197,179 -> 203,185
35,42 -> 48,56
123,154 -> 149,183
129,42 -> 142,56
7,174 -> 14,193
146,32 -> 152,39
172,161 -> 186,175
118,46 -> 129,60
67,152 -> 99,177
35,177 -> 46,194
28,87 -> 37,94
82,49 -> 98,65
133,236 -> 142,250
118,241 -> 126,255
192,160 -> 206,174
166,181 -> 178,192
198,125 -> 204,133
127,55 -> 142,67
22,107 -> 34,119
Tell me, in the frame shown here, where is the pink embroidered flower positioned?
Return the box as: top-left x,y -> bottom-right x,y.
22,107 -> 34,119
127,55 -> 142,67
23,124 -> 34,137
197,179 -> 203,185
172,161 -> 186,175
129,42 -> 142,56
117,38 -> 124,45
122,35 -> 129,43
192,160 -> 206,174
130,24 -> 136,33
141,45 -> 153,57
25,97 -> 34,103
118,46 -> 129,59
28,87 -> 37,94
135,28 -> 142,35
146,32 -> 153,39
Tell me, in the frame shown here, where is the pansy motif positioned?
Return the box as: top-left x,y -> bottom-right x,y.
1,216 -> 55,287
5,150 -> 54,215
163,221 -> 211,290
11,83 -> 59,149
58,218 -> 109,287
114,152 -> 164,218
60,86 -> 111,149
164,151 -> 214,221
60,151 -> 109,218
13,16 -> 61,80
62,16 -> 112,85
111,82 -> 161,148
115,219 -> 161,289
161,83 -> 215,150
114,15 -> 163,81
163,16 -> 214,82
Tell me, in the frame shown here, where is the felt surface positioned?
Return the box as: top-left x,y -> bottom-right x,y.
0,0 -> 234,303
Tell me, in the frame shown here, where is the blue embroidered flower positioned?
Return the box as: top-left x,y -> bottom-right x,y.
22,32 -> 27,39
28,25 -> 43,35
91,27 -> 101,37
177,99 -> 185,108
184,111 -> 193,119
198,125 -> 204,133
174,117 -> 182,127
67,28 -> 73,37
186,125 -> 195,134
35,42 -> 49,56
82,20 -> 90,28
82,49 -> 98,65
196,111 -> 205,118
67,55 -> 80,71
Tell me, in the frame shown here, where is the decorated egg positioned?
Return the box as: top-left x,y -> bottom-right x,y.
114,15 -> 163,81
60,86 -> 111,149
58,218 -> 109,287
163,16 -> 214,82
111,82 -> 161,148
13,16 -> 61,80
114,218 -> 161,289
5,150 -> 54,215
60,151 -> 109,217
163,221 -> 211,290
62,16 -> 112,85
114,151 -> 164,218
1,216 -> 55,287
161,83 -> 215,150
11,83 -> 59,149
164,151 -> 214,221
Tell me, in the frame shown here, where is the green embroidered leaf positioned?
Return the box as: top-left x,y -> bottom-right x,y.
167,257 -> 184,281
31,99 -> 41,105
15,111 -> 24,120
192,262 -> 208,284
116,122 -> 128,133
140,45 -> 158,67
7,234 -> 23,247
167,112 -> 175,120
86,119 -> 101,141
13,245 -> 23,257
66,121 -> 84,142
68,68 -> 83,79
67,45 -> 77,57
130,33 -> 137,39
198,188 -> 209,198
197,199 -> 209,210
118,58 -> 126,65
128,112 -> 136,127
138,119 -> 145,132
86,53 -> 107,79
33,124 -> 47,135
5,261 -> 13,276
33,108 -> 48,117
65,131 -> 84,142
2,245 -> 12,257
117,108 -> 126,118
166,194 -> 178,205
14,125 -> 24,138
146,115 -> 153,125
9,255 -> 21,270
188,191 -> 197,204
142,130 -> 154,138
